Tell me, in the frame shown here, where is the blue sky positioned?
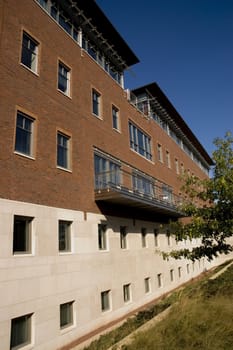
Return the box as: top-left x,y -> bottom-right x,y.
97,0 -> 233,157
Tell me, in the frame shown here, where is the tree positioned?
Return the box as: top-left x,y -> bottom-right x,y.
165,132 -> 233,261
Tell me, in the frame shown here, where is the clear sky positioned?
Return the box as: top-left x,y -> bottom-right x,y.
97,0 -> 233,158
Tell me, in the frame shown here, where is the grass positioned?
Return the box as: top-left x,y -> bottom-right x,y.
83,261 -> 233,350
124,262 -> 233,350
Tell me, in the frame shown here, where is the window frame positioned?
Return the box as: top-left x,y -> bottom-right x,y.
14,111 -> 35,158
13,215 -> 33,255
141,228 -> 147,248
101,290 -> 111,312
112,105 -> 120,131
129,122 -> 152,161
21,31 -> 39,74
123,283 -> 131,303
144,277 -> 151,294
98,223 -> 107,251
157,273 -> 162,288
58,61 -> 71,96
120,226 -> 127,249
10,313 -> 33,350
157,143 -> 163,162
60,301 -> 74,330
58,220 -> 72,253
57,131 -> 71,171
92,89 -> 101,117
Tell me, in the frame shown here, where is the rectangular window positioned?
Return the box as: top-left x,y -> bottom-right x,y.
165,150 -> 171,168
167,230 -> 171,246
94,154 -> 121,189
59,220 -> 71,252
178,267 -> 182,278
187,264 -> 190,274
60,301 -> 74,329
154,229 -> 159,246
123,284 -> 131,303
101,290 -> 110,311
157,144 -> 163,162
112,105 -> 119,130
92,89 -> 101,116
21,32 -> 38,73
144,277 -> 151,293
129,122 -> 152,160
170,269 -> 174,282
10,313 -> 32,350
181,163 -> 184,175
132,172 -> 154,197
57,132 -> 70,169
98,224 -> 107,250
58,62 -> 70,96
175,158 -> 179,174
15,111 -> 34,157
13,215 -> 33,254
141,228 -> 147,248
120,226 -> 127,249
157,273 -> 162,288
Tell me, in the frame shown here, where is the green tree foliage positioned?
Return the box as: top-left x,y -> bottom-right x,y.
167,132 -> 233,261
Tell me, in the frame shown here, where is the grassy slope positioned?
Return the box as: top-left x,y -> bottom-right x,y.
124,263 -> 233,350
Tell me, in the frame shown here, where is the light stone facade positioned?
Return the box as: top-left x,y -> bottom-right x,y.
0,198 -> 229,349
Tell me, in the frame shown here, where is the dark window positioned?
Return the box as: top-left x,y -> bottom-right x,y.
101,290 -> 110,311
15,112 -> 33,156
57,132 -> 70,169
60,301 -> 74,329
112,106 -> 119,130
59,221 -> 71,252
58,62 -> 70,95
10,314 -> 32,349
13,216 -> 32,254
21,32 -> 38,72
92,90 -> 101,116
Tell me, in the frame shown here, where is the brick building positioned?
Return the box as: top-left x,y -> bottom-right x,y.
0,1 -> 228,349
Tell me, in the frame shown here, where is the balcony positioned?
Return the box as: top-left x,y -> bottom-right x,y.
94,168 -> 184,218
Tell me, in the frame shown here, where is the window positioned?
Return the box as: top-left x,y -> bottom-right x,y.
94,153 -> 121,189
165,150 -> 171,168
101,290 -> 110,311
141,228 -> 147,248
154,229 -> 159,246
132,172 -> 154,197
178,267 -> 182,278
13,215 -> 33,254
186,264 -> 190,274
120,226 -> 127,249
175,158 -> 179,174
92,89 -> 101,116
157,144 -> 163,162
10,313 -> 33,350
167,231 -> 171,246
98,224 -> 107,250
123,284 -> 131,303
180,163 -> 184,175
21,32 -> 38,73
144,277 -> 151,293
157,273 -> 162,288
58,62 -> 70,96
57,132 -> 70,169
129,122 -> 152,160
60,301 -> 74,329
59,220 -> 71,252
15,111 -> 34,157
170,269 -> 174,282
112,106 -> 119,130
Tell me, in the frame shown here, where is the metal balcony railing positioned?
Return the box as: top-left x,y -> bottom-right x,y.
94,168 -> 184,217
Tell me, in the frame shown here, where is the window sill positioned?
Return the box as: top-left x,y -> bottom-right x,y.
20,63 -> 39,77
57,89 -> 72,99
60,323 -> 76,335
13,253 -> 34,257
56,166 -> 72,173
14,151 -> 35,161
92,113 -> 103,120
